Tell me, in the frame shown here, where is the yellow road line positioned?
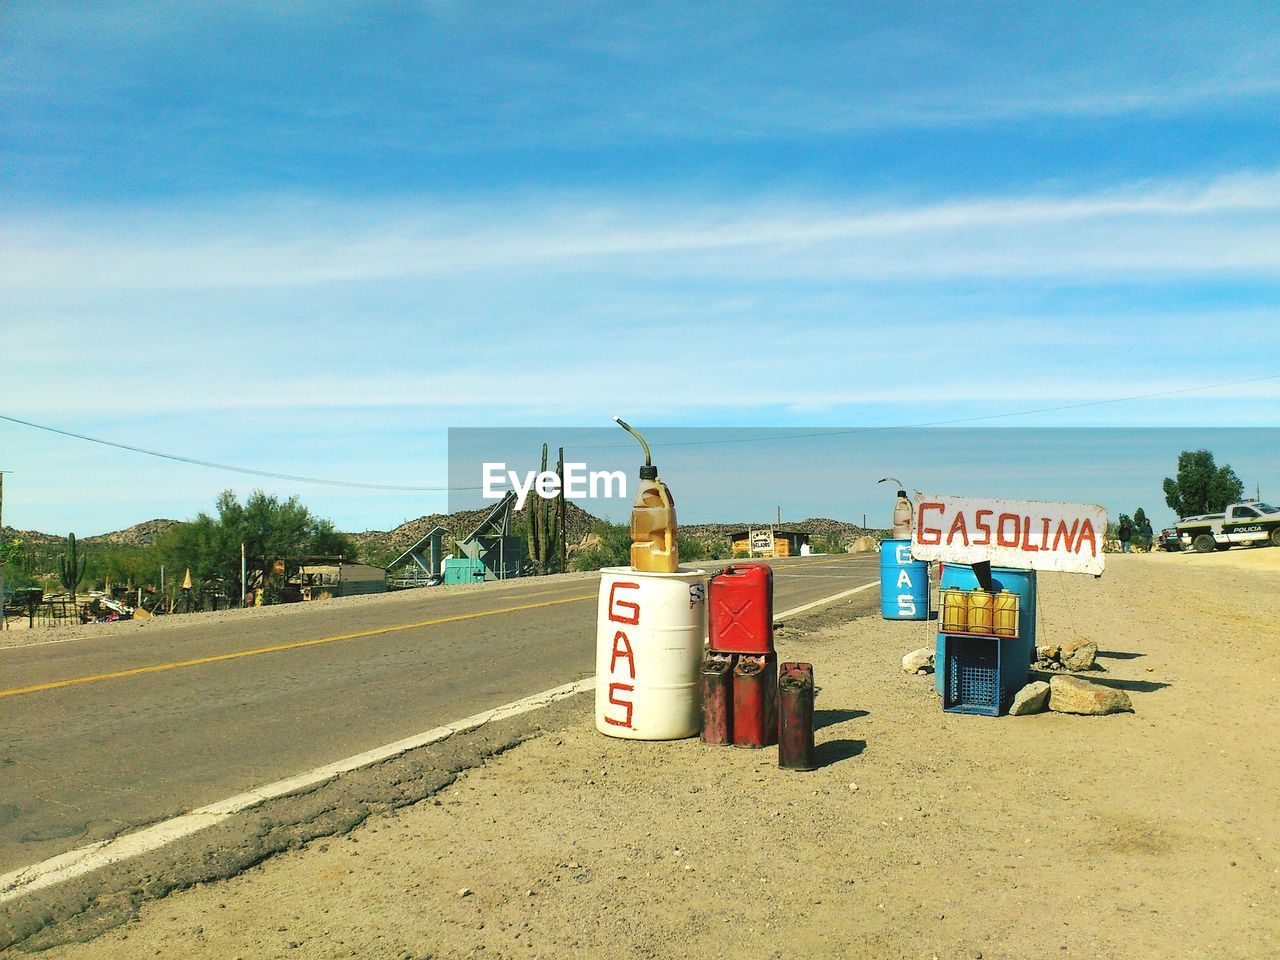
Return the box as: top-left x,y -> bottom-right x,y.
0,593 -> 596,700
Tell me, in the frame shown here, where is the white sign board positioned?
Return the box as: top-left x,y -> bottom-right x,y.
911,494 -> 1107,576
749,528 -> 774,555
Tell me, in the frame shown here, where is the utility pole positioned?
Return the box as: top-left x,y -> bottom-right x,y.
0,471 -> 8,632
776,504 -> 781,526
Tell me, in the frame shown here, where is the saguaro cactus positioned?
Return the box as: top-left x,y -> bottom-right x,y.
58,532 -> 87,607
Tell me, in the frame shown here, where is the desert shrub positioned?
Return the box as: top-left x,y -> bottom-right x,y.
812,535 -> 848,555
570,522 -> 632,571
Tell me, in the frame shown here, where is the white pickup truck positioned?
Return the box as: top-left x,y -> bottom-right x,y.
1176,501 -> 1280,553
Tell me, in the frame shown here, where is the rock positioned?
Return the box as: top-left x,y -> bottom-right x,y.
1061,638 -> 1098,671
1048,675 -> 1133,715
458,887 -> 473,898
1008,680 -> 1051,715
902,648 -> 935,674
1036,644 -> 1060,661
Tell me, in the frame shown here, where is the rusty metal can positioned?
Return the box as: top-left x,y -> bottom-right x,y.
700,651 -> 735,745
732,652 -> 778,748
777,662 -> 816,770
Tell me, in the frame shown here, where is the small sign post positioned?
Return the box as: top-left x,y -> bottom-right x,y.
749,527 -> 775,558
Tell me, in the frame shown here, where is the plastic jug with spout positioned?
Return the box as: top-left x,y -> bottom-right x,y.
615,417 -> 679,573
879,477 -> 913,539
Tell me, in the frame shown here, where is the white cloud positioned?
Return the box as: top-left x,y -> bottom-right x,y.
4,169 -> 1279,291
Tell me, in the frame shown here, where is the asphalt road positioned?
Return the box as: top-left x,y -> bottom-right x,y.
0,554 -> 879,876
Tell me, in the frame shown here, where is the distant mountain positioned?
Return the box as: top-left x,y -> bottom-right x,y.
683,517 -> 885,549
86,519 -> 181,547
0,526 -> 64,548
5,510 -> 885,565
346,500 -> 602,563
350,508 -> 886,563
1,519 -> 180,548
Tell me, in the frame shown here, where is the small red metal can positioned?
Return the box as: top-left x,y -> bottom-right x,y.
708,564 -> 774,654
732,652 -> 778,748
778,662 -> 816,770
700,651 -> 735,745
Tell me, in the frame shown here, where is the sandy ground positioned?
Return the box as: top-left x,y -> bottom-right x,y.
17,554 -> 1280,960
1148,541 -> 1280,572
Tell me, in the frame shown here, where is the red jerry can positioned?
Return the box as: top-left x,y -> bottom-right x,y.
708,564 -> 774,654
700,652 -> 735,745
732,652 -> 778,748
778,662 -> 816,770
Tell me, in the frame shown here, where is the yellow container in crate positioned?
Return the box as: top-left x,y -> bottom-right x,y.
993,589 -> 1020,637
941,587 -> 968,633
967,589 -> 994,634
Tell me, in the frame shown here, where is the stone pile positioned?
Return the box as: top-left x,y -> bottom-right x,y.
1007,674 -> 1133,716
900,640 -> 1137,718
1034,637 -> 1097,672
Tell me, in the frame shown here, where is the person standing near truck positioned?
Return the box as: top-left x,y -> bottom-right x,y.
1139,516 -> 1153,552
1118,516 -> 1133,553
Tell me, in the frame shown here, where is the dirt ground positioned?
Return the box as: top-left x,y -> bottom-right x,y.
1148,540 -> 1280,572
20,553 -> 1280,960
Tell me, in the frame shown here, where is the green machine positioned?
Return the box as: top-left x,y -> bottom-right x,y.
442,557 -> 485,585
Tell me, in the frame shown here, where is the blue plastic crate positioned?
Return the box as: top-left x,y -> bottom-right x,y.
941,634 -> 1032,716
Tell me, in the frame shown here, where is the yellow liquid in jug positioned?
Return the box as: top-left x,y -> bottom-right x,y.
630,478 -> 679,573
941,588 -> 968,633
967,589 -> 994,634
993,590 -> 1019,637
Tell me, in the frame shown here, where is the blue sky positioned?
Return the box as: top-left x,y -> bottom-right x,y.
449,428 -> 1280,530
2,2 -> 1278,533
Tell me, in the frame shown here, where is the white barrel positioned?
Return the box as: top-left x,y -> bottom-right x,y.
595,566 -> 708,740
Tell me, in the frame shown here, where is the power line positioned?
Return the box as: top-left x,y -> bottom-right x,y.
0,414 -> 464,491
1,372 -> 1275,488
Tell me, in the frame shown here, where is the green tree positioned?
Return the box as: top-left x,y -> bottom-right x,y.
1,538 -> 35,591
159,490 -> 355,599
812,534 -> 848,555
1163,450 -> 1245,518
86,544 -> 163,593
0,539 -> 21,567
570,522 -> 632,572
704,539 -> 731,561
676,533 -> 708,562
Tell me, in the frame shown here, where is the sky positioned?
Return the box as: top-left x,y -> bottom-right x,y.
2,2 -> 1278,534
447,428 -> 1280,529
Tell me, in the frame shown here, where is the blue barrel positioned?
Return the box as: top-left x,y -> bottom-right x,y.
879,539 -> 928,620
935,565 -> 1037,695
